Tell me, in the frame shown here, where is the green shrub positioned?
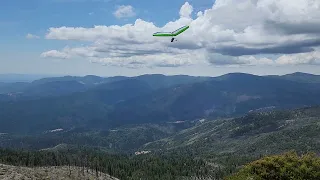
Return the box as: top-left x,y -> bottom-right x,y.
226,151 -> 320,180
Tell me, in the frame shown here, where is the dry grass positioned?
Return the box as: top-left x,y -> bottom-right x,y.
0,164 -> 119,180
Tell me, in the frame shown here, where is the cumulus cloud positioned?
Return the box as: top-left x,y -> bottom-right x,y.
275,50 -> 320,65
41,0 -> 320,68
41,50 -> 70,59
26,33 -> 40,39
113,5 -> 136,19
179,2 -> 193,18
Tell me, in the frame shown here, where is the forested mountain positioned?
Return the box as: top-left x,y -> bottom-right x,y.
143,106 -> 320,156
0,71 -> 320,179
1,72 -> 319,100
108,73 -> 320,126
1,111 -> 319,180
0,148 -> 216,180
1,73 -> 320,134
0,122 -> 195,152
0,82 -> 29,94
0,79 -> 154,134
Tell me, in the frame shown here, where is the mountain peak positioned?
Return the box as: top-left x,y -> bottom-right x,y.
214,72 -> 260,81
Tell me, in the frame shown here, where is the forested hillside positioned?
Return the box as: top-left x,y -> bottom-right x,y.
143,106 -> 320,156
0,148 -> 217,180
0,122 -> 195,152
0,72 -> 320,179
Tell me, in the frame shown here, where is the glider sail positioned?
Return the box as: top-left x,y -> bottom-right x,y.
153,25 -> 189,37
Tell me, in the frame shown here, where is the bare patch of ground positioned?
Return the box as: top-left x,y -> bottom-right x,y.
0,164 -> 118,180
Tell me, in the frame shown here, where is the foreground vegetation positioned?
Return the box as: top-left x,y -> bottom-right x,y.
226,151 -> 320,180
0,148 -> 219,180
1,148 -> 319,180
0,106 -> 319,179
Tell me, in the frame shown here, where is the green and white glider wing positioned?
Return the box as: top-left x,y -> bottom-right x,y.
171,25 -> 189,36
153,25 -> 189,37
152,32 -> 174,36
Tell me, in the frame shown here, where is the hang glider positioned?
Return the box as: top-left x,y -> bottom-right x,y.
153,25 -> 189,42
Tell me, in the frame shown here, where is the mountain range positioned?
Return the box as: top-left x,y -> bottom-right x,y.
0,72 -> 319,154
0,72 -> 320,135
0,72 -> 320,179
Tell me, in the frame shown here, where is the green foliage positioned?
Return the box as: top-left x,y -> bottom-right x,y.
226,151 -> 320,180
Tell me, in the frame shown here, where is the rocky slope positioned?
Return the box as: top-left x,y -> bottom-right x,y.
0,163 -> 118,180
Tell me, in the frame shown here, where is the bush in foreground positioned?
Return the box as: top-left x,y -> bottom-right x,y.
226,151 -> 320,180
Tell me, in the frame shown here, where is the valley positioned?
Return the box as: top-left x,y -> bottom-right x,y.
0,72 -> 319,179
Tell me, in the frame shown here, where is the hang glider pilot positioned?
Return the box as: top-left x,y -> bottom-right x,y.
153,25 -> 190,42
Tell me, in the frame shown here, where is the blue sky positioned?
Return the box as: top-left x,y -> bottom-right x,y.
1,0 -> 320,77
1,0 -> 211,39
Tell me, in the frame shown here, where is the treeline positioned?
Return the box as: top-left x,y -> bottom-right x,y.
0,148 -> 224,180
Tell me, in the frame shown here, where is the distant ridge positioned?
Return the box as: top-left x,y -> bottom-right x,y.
268,72 -> 320,83
0,74 -> 53,83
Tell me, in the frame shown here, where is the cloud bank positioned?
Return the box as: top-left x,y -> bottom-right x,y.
41,0 -> 320,68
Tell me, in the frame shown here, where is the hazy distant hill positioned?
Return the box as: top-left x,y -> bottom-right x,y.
23,80 -> 88,97
108,73 -> 320,126
0,78 -> 155,134
0,75 -> 128,99
0,74 -> 209,100
0,82 -> 29,94
0,74 -> 49,83
269,72 -> 320,83
0,73 -> 320,134
1,72 -> 318,99
132,74 -> 211,90
31,75 -> 127,86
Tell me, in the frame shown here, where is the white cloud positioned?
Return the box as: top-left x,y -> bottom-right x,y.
179,2 -> 193,18
26,33 -> 40,39
41,50 -> 70,59
275,50 -> 320,65
42,0 -> 320,68
113,5 -> 136,19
